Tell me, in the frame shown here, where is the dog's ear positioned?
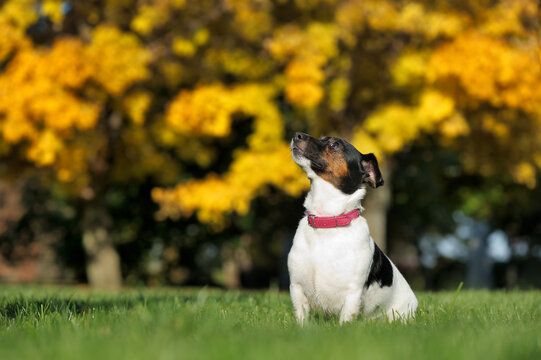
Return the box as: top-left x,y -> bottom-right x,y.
360,153 -> 384,188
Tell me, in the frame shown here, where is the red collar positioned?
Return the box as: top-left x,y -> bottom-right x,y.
306,209 -> 361,228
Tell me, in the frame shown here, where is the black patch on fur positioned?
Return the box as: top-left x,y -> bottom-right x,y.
308,138 -> 364,195
339,141 -> 364,194
364,244 -> 393,289
293,133 -> 381,195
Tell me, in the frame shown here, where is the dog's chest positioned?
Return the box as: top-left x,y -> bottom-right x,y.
289,220 -> 373,313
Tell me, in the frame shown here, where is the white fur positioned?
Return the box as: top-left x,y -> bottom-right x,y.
288,149 -> 418,324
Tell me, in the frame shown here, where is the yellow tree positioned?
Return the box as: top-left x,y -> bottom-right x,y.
1,0 -> 540,288
153,0 -> 541,254
0,1 -> 166,288
0,0 -> 307,287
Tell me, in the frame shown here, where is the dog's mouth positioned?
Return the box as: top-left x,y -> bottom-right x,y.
291,145 -> 302,154
290,141 -> 304,157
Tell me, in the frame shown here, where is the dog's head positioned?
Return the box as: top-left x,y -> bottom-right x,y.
291,132 -> 383,194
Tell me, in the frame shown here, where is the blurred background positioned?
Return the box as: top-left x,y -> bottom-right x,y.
0,0 -> 540,291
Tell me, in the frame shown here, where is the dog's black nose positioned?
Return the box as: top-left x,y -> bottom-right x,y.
294,132 -> 308,141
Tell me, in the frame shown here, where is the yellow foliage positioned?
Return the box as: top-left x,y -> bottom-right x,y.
166,84 -> 283,143
285,60 -> 325,83
0,46 -> 100,146
173,138 -> 216,168
364,104 -> 422,153
294,0 -> 340,9
223,0 -> 272,41
152,121 -> 217,168
166,85 -> 236,137
113,125 -> 180,184
130,0 -> 187,35
439,114 -> 470,139
0,23 -> 152,179
56,144 -> 87,183
513,162 -> 536,189
351,130 -> 383,159
0,18 -> 31,61
336,0 -> 466,44
0,112 -> 37,143
87,25 -> 151,95
534,154 -> 541,169
124,91 -> 152,125
153,144 -> 308,226
482,114 -> 509,139
284,59 -> 326,107
0,0 -> 37,60
269,23 -> 337,64
429,34 -> 541,113
41,0 -> 64,25
269,23 -> 337,108
336,0 -> 395,38
172,36 -> 196,57
418,90 -> 455,121
304,23 -> 339,59
0,0 -> 38,30
131,5 -> 165,35
267,25 -> 305,61
481,0 -> 538,36
27,130 -> 63,166
155,0 -> 541,223
363,90 -> 456,154
267,22 -> 338,65
155,83 -> 308,224
46,38 -> 93,89
285,81 -> 324,108
158,60 -> 184,88
205,49 -> 273,80
193,28 -> 210,46
351,88 -> 467,158
392,51 -> 429,87
328,77 -> 350,112
395,3 -> 466,40
170,0 -> 187,8
1,0 -> 540,226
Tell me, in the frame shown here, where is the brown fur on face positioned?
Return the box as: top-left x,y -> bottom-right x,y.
319,146 -> 349,187
292,132 -> 383,194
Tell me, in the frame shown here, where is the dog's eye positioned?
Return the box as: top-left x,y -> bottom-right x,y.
329,142 -> 339,150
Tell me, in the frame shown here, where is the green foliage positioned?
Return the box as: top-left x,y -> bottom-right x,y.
0,286 -> 539,360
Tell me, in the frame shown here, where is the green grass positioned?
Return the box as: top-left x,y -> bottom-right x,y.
0,286 -> 540,360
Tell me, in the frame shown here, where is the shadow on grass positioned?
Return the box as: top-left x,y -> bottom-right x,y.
0,293 -> 203,320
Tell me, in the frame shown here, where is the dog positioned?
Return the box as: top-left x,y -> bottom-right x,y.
288,132 -> 417,324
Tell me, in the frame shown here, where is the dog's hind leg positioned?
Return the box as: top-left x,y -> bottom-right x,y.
386,299 -> 417,323
290,283 -> 310,325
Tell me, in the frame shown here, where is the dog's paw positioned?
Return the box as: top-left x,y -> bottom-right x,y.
339,312 -> 358,325
294,309 -> 308,326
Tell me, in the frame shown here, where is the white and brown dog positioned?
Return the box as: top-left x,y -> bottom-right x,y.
288,132 -> 417,324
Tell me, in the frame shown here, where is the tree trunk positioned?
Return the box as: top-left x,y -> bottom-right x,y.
81,202 -> 122,290
363,166 -> 392,252
221,238 -> 253,288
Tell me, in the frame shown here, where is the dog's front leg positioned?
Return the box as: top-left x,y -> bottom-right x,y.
290,283 -> 310,325
339,289 -> 362,324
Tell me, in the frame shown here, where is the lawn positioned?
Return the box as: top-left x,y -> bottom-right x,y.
0,286 -> 539,360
